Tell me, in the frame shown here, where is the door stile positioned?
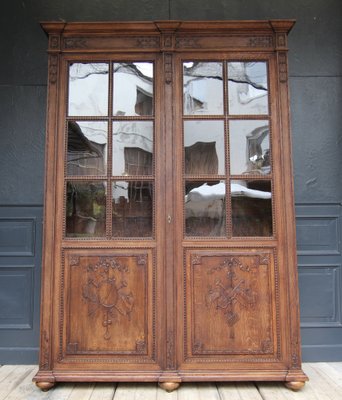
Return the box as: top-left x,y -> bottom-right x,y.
154,53 -> 167,371
162,51 -> 178,374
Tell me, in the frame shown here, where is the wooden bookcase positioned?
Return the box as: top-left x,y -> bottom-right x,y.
34,20 -> 308,392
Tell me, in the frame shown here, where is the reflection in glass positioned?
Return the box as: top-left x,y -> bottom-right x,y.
183,62 -> 223,115
66,181 -> 106,237
112,121 -> 153,176
113,62 -> 153,116
228,62 -> 268,115
112,181 -> 153,237
231,180 -> 272,236
229,120 -> 270,175
67,121 -> 107,176
68,63 -> 109,116
185,181 -> 226,236
184,120 -> 225,175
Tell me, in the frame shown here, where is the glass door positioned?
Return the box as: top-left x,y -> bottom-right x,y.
58,56 -> 164,368
174,55 -> 279,368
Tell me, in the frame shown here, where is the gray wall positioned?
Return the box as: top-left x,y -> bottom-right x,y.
0,0 -> 341,363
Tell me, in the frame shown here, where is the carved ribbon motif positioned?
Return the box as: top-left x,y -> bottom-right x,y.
82,257 -> 134,340
206,257 -> 258,339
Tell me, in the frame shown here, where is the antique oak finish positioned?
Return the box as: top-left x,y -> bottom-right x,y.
34,20 -> 308,391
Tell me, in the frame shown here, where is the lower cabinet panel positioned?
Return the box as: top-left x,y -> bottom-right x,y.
59,249 -> 157,365
183,249 -> 279,365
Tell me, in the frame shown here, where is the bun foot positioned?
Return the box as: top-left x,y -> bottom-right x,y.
159,382 -> 180,392
285,381 -> 305,391
35,381 -> 55,391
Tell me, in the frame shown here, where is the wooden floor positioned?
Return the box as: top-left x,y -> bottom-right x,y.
0,363 -> 341,400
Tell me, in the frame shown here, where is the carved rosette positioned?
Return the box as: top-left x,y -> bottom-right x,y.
191,254 -> 202,265
49,35 -> 60,50
69,255 -> 80,267
135,339 -> 147,354
261,339 -> 273,353
277,33 -> 286,48
163,35 -> 173,48
259,254 -> 271,266
66,342 -> 79,353
137,254 -> 147,266
193,341 -> 204,354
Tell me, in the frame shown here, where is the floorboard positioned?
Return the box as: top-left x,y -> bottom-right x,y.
0,363 -> 340,400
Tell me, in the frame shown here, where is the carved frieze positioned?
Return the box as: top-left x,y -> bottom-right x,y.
136,36 -> 159,48
175,37 -> 200,49
249,36 -> 273,48
64,38 -> 87,49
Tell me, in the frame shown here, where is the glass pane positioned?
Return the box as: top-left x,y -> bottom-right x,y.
184,120 -> 225,175
231,180 -> 272,237
113,62 -> 153,116
68,63 -> 108,116
229,120 -> 270,175
183,62 -> 223,115
185,181 -> 226,237
228,62 -> 268,115
66,181 -> 106,237
112,121 -> 153,176
112,181 -> 153,237
67,121 -> 107,176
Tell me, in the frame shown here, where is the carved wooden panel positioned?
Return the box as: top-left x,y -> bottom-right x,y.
185,250 -> 277,360
63,251 -> 153,357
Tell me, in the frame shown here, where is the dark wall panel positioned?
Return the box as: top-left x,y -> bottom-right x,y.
0,0 -> 341,363
0,219 -> 35,256
0,86 -> 46,205
0,207 -> 43,363
296,204 -> 342,361
291,78 -> 342,204
170,0 -> 342,76
299,265 -> 341,325
0,267 -> 34,329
